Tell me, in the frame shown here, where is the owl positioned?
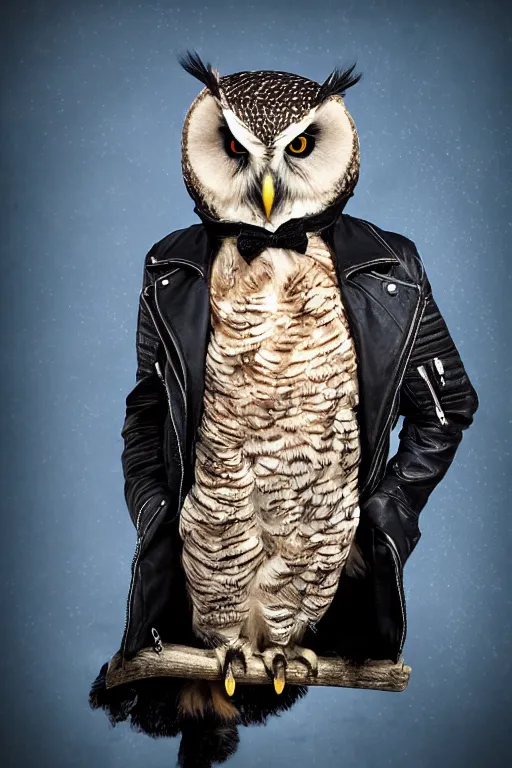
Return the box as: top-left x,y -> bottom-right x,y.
175,52 -> 367,721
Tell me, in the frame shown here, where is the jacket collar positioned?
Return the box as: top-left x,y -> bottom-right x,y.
329,214 -> 400,278
151,211 -> 400,280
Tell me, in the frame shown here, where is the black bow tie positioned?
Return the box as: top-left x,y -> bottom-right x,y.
237,217 -> 309,260
194,194 -> 351,265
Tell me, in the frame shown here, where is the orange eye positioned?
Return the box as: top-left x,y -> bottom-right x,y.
230,138 -> 247,155
288,135 -> 308,154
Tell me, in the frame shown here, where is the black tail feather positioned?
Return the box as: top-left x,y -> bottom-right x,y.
89,658 -> 309,763
177,721 -> 240,768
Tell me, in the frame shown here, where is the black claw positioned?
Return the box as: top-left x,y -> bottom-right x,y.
261,652 -> 286,681
221,649 -> 234,680
272,653 -> 287,676
232,647 -> 248,676
262,662 -> 274,682
221,658 -> 230,680
222,646 -> 248,677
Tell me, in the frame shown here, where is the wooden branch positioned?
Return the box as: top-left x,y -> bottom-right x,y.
106,644 -> 411,693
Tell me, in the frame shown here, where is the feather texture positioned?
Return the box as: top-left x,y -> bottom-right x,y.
179,235 -> 363,653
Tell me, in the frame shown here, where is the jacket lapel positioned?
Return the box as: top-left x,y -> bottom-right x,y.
145,234 -> 211,470
330,217 -> 422,493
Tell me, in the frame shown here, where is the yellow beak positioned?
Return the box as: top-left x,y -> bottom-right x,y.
262,173 -> 275,220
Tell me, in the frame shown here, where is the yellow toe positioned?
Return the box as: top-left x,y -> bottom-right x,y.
225,665 -> 236,697
274,668 -> 285,695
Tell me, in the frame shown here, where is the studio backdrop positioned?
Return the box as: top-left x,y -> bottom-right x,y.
0,1 -> 510,767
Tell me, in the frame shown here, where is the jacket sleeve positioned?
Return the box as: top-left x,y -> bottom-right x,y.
361,250 -> 479,567
120,247 -> 172,533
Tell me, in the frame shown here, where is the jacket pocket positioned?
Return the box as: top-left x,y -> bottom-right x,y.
138,495 -> 170,549
135,494 -> 156,537
154,359 -> 185,520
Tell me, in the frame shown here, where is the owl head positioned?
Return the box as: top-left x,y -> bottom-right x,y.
179,52 -> 362,231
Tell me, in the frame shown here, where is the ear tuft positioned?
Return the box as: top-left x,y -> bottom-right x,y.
317,62 -> 363,103
177,49 -> 221,99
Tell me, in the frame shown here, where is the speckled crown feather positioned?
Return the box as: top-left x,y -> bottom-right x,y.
219,71 -> 323,145
178,50 -> 362,145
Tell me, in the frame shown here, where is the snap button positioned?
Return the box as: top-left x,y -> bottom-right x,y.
150,255 -> 157,263
161,279 -> 169,286
160,500 -> 165,506
386,282 -> 398,294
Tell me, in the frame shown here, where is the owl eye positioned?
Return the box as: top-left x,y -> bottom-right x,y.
219,124 -> 249,160
285,134 -> 315,157
230,138 -> 247,155
223,132 -> 248,159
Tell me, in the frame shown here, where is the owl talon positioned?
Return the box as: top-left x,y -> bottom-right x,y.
285,644 -> 319,678
215,645 -> 236,697
214,640 -> 253,697
261,648 -> 288,694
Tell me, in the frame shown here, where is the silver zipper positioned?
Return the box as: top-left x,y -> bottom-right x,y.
135,495 -> 154,536
361,293 -> 427,499
151,272 -> 188,415
381,530 -> 407,658
120,266 -> 192,662
417,365 -> 448,425
151,627 -> 163,654
120,500 -> 166,662
145,257 -> 208,415
368,270 -> 421,289
120,538 -> 141,664
141,276 -> 187,421
123,494 -> 156,655
148,256 -> 206,278
433,357 -> 446,387
344,257 -> 397,280
155,360 -> 184,515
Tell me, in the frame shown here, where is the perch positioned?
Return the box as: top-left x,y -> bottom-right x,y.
105,643 -> 411,693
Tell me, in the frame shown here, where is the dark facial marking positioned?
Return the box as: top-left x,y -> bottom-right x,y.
218,124 -> 249,170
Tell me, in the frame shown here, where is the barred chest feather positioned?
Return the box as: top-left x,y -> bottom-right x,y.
179,234 -> 362,647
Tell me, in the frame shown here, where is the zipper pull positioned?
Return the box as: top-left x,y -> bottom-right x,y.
433,357 -> 446,387
417,365 -> 448,426
433,402 -> 448,425
151,627 -> 163,654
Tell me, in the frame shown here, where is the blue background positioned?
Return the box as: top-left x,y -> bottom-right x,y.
1,0 -> 510,765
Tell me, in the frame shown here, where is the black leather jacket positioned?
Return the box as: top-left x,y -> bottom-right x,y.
117,213 -> 479,666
